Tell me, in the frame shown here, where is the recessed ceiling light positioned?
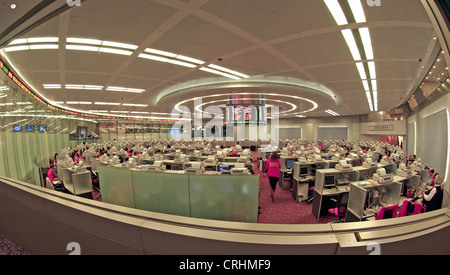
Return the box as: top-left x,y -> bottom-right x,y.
348,0 -> 366,23
341,29 -> 361,61
11,3 -> 16,9
324,0 -> 348,25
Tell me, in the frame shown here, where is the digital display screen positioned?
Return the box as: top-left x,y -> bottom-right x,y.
300,167 -> 308,175
169,129 -> 182,134
287,160 -> 294,168
225,105 -> 265,124
26,125 -> 34,132
39,125 -> 47,132
219,165 -> 230,171
324,175 -> 335,187
13,125 -> 21,132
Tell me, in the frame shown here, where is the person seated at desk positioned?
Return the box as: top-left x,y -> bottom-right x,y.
47,164 -> 56,183
427,168 -> 437,187
422,173 -> 444,212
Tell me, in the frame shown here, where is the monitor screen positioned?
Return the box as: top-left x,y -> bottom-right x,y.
225,105 -> 264,124
324,175 -> 335,188
169,129 -> 182,134
13,125 -> 21,132
39,125 -> 47,132
287,160 -> 294,168
300,167 -> 308,175
218,165 -> 230,171
26,125 -> 34,132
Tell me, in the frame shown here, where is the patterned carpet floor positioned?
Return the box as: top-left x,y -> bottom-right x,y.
254,154 -> 337,224
0,235 -> 29,255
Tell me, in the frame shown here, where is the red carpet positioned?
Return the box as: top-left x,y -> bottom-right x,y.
254,152 -> 336,224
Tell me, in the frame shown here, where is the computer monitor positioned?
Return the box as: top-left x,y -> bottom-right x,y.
218,165 -> 230,172
300,167 -> 308,176
324,175 -> 335,188
287,160 -> 294,168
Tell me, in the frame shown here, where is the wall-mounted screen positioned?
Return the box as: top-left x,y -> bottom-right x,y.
39,125 -> 47,132
13,125 -> 21,132
26,125 -> 34,132
225,105 -> 266,124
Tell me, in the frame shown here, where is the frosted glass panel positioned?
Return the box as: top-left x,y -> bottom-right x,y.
420,109 -> 448,179
133,171 -> 190,216
98,165 -> 135,208
189,175 -> 259,222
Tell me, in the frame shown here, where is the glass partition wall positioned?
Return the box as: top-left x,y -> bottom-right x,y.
0,69 -> 174,185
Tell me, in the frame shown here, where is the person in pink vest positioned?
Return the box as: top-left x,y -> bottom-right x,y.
266,151 -> 281,203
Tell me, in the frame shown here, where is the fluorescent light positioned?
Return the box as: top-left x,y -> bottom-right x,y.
176,55 -> 205,65
65,84 -> 84,89
325,109 -> 339,116
348,0 -> 367,23
29,44 -> 58,50
368,61 -> 376,79
106,86 -> 144,93
84,85 -> 103,90
4,45 -> 29,52
99,47 -> 133,56
9,38 -> 28,45
341,29 -> 361,61
144,48 -> 177,58
66,44 -> 99,52
199,67 -> 241,80
359,27 -> 374,60
43,84 -> 62,89
0,86 -> 9,91
356,62 -> 367,79
67,37 -> 102,45
362,80 -> 369,91
110,111 -> 129,113
94,102 -> 121,105
130,111 -> 149,114
138,53 -> 170,62
122,103 -> 148,107
324,0 -> 348,25
106,86 -> 126,91
207,64 -> 250,78
66,101 -> 92,105
27,37 -> 58,43
371,80 -> 377,91
125,88 -> 145,93
101,41 -> 138,50
168,59 -> 197,68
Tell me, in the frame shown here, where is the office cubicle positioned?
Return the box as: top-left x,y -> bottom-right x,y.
98,165 -> 259,223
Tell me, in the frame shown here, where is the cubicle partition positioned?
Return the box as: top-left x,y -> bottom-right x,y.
0,176 -> 448,255
98,166 -> 259,223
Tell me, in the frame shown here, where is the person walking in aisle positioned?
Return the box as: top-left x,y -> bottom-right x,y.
266,151 -> 281,203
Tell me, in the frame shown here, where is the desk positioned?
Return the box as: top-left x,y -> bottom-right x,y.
311,169 -> 359,221
292,176 -> 314,202
279,169 -> 293,190
345,180 -> 402,222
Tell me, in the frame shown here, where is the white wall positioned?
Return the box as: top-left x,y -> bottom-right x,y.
407,92 -> 450,193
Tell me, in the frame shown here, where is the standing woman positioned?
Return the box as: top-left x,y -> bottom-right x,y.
266,151 -> 281,203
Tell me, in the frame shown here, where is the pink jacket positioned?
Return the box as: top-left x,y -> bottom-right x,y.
266,158 -> 281,178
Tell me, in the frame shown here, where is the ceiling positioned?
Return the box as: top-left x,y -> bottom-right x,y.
0,0 -> 442,121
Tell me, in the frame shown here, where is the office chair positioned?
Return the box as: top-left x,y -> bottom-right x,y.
398,200 -> 421,217
45,177 -> 55,190
375,204 -> 398,220
328,192 -> 348,222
